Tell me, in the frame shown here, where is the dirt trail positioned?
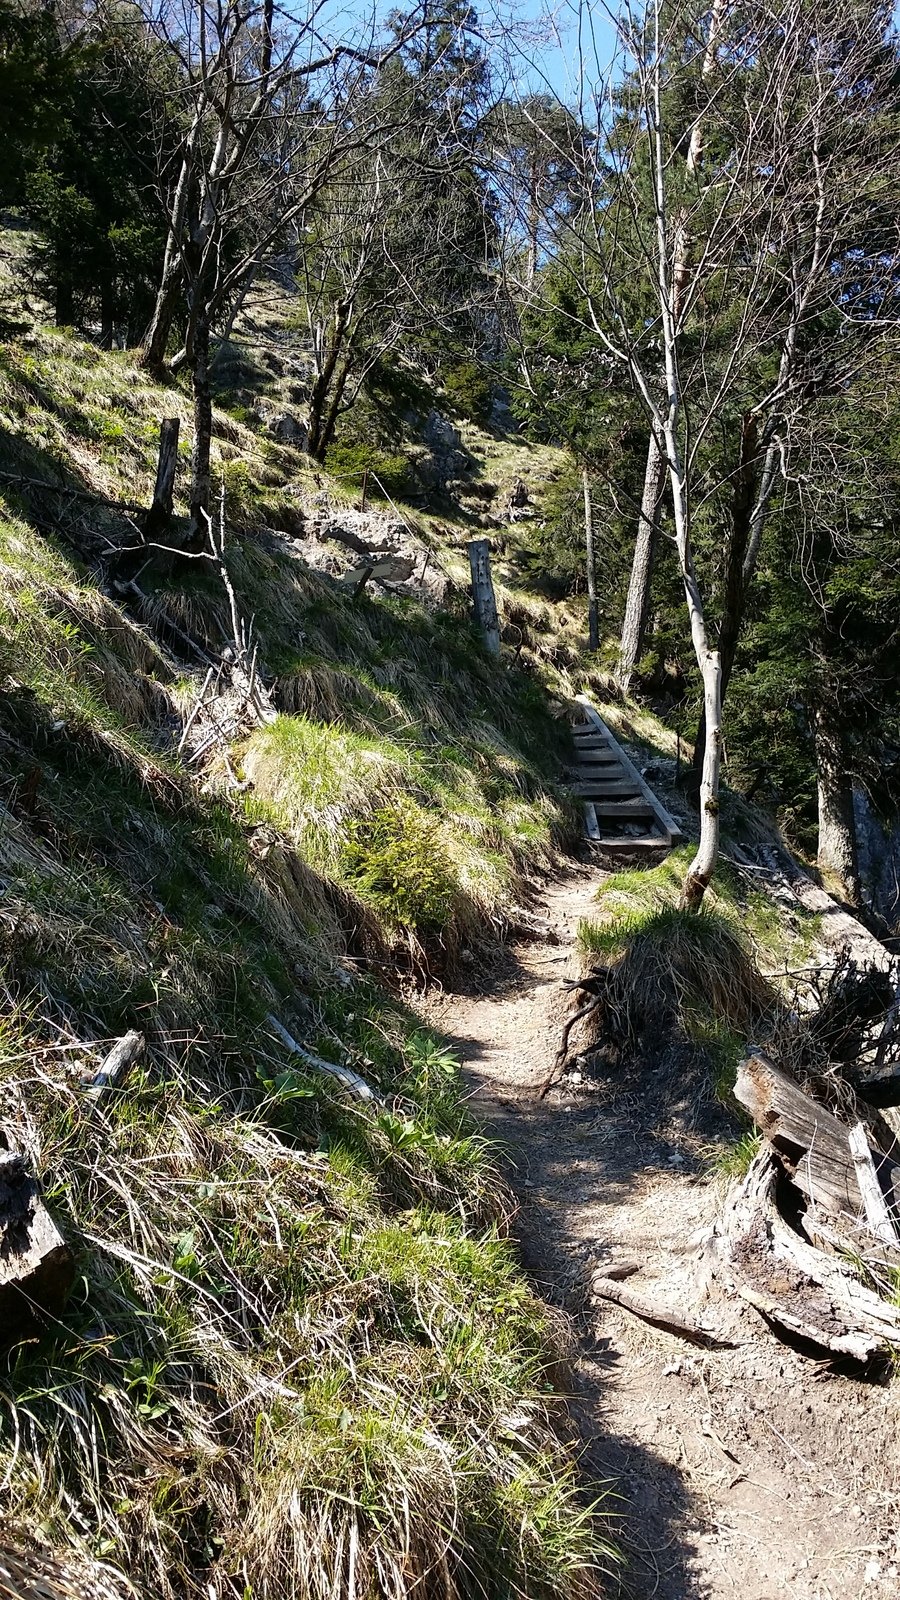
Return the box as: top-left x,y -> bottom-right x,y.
426,865 -> 900,1600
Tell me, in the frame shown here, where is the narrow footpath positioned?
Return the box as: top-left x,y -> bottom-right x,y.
426,865 -> 900,1600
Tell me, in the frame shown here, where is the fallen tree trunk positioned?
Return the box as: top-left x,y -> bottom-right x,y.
733,1049 -> 899,1222
712,1147 -> 900,1360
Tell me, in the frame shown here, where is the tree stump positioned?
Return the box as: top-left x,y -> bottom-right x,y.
0,1153 -> 73,1337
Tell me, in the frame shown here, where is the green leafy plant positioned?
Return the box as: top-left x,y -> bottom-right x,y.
325,440 -> 411,499
442,360 -> 494,422
341,801 -> 458,936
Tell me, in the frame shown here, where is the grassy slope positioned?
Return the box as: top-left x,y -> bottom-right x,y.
0,271 -> 615,1592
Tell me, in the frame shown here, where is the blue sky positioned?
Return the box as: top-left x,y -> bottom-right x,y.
317,0 -> 622,107
501,0 -> 620,101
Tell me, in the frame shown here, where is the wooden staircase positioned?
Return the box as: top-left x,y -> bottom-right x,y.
571,696 -> 683,854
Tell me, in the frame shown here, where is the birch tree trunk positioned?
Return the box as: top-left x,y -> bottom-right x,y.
647,0 -> 724,909
582,465 -> 599,650
617,426 -> 665,690
690,412 -> 760,788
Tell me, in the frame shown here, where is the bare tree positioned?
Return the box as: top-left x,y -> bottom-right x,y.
511,0 -> 900,905
129,0 -> 436,542
296,108 -> 495,460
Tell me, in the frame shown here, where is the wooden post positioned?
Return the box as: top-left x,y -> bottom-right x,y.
359,467 -> 368,512
582,465 -> 599,651
145,417 -> 180,541
467,538 -> 501,656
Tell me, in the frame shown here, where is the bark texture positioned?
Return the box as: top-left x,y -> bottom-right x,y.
583,466 -> 599,651
617,427 -> 665,689
814,704 -> 861,905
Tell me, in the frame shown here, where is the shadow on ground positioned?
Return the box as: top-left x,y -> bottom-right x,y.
438,940 -> 726,1600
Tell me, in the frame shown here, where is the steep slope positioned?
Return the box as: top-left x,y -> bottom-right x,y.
0,304 -> 615,1594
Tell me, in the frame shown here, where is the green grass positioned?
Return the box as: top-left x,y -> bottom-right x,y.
0,303 -> 615,1597
712,1130 -> 761,1179
0,980 -> 614,1600
591,844 -> 823,975
0,734 -> 615,1600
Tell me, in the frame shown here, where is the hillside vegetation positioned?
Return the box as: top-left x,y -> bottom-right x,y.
0,289 -> 617,1594
3,0 -> 900,1591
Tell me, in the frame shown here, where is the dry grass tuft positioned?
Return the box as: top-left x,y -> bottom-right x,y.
0,1536 -> 134,1600
579,905 -> 775,1047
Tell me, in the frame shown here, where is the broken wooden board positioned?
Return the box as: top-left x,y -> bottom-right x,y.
82,1030 -> 144,1099
734,1050 -> 900,1227
0,1152 -> 74,1336
711,1146 -> 900,1360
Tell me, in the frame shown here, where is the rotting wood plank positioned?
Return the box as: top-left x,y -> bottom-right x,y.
711,1146 -> 900,1359
734,1050 -> 863,1217
734,1050 -> 900,1225
0,1152 -> 74,1337
848,1122 -> 899,1247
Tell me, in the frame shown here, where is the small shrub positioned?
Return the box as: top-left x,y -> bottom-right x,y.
325,441 -> 411,500
341,801 -> 458,936
219,457 -> 258,519
442,360 -> 494,423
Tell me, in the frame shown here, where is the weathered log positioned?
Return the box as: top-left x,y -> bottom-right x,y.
0,1152 -> 74,1336
712,1147 -> 900,1360
82,1031 -> 144,1099
735,1050 -> 872,1219
592,1274 -> 737,1348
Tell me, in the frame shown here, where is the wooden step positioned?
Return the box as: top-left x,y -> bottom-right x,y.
572,780 -> 642,799
592,801 -> 656,819
594,834 -> 669,851
572,697 -> 684,846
